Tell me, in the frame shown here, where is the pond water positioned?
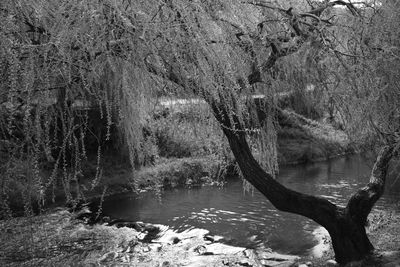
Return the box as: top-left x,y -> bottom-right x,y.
102,155 -> 400,256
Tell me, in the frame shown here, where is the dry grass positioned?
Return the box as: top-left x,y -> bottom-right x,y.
0,209 -> 140,266
369,209 -> 400,252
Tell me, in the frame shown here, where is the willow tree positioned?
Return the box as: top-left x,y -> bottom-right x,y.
1,0 -> 399,264
138,0 -> 399,263
0,0 -> 160,214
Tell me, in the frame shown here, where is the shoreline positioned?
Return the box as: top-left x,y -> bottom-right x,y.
1,205 -> 399,266
0,208 -> 303,266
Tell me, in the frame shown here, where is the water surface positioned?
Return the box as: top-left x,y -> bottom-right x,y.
102,155 -> 400,256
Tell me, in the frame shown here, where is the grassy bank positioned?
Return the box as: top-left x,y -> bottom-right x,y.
277,110 -> 351,165
57,107 -> 353,205
75,108 -> 351,204
105,108 -> 352,191
0,100 -> 352,217
298,208 -> 400,266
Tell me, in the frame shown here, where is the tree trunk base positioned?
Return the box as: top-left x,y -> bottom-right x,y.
329,214 -> 374,264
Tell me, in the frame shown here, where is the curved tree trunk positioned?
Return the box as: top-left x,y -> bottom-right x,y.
146,56 -> 394,264
210,100 -> 393,264
144,23 -> 394,264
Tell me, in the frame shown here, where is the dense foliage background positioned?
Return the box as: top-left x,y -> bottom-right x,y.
0,0 -> 399,218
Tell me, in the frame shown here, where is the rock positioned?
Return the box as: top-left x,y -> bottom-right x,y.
114,221 -> 137,228
256,251 -> 300,267
149,243 -> 162,252
153,232 -> 181,244
243,249 -> 262,266
193,245 -> 207,255
204,234 -> 224,242
222,259 -> 230,265
203,243 -> 245,255
183,255 -> 223,267
298,264 -> 308,267
137,232 -> 147,240
257,251 -> 300,262
133,246 -> 142,253
101,216 -> 110,223
121,254 -> 130,263
142,246 -> 150,252
153,228 -> 208,244
326,259 -> 337,266
144,223 -> 160,232
310,227 -> 330,258
133,221 -> 145,231
238,259 -> 253,266
153,230 -> 180,244
178,237 -> 196,250
124,246 -> 131,253
204,234 -> 214,242
243,249 -> 254,258
306,262 -> 312,266
137,255 -> 148,262
128,239 -> 138,249
180,228 -> 210,239
260,259 -> 294,267
161,261 -> 171,267
99,251 -> 117,263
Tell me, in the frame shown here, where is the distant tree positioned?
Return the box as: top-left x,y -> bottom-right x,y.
1,0 -> 399,264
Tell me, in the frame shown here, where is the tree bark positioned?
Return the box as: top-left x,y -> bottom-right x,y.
146,53 -> 394,264
143,7 -> 394,261
146,53 -> 394,263
210,100 -> 393,264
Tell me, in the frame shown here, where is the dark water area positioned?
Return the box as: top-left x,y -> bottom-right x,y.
102,155 -> 400,256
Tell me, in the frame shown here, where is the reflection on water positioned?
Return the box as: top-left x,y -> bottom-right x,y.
102,155 -> 400,256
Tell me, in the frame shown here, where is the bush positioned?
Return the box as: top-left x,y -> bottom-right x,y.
151,105 -> 228,159
135,157 -> 228,189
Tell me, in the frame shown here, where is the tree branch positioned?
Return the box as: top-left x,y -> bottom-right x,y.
241,1 -> 287,13
307,0 -> 360,16
208,99 -> 340,229
346,145 -> 394,225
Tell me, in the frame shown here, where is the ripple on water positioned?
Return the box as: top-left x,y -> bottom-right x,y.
102,155 -> 400,256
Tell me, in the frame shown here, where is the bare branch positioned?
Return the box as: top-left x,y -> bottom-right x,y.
242,0 -> 287,13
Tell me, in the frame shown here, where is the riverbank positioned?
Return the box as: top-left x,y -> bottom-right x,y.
78,108 -> 352,199
1,207 -> 400,266
0,208 -> 301,266
298,209 -> 400,266
0,100 -> 353,217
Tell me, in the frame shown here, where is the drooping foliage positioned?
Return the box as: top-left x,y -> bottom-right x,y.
0,0 -> 399,219
0,0 -> 276,215
0,0 -> 157,214
1,0 -> 400,264
317,1 -> 400,149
